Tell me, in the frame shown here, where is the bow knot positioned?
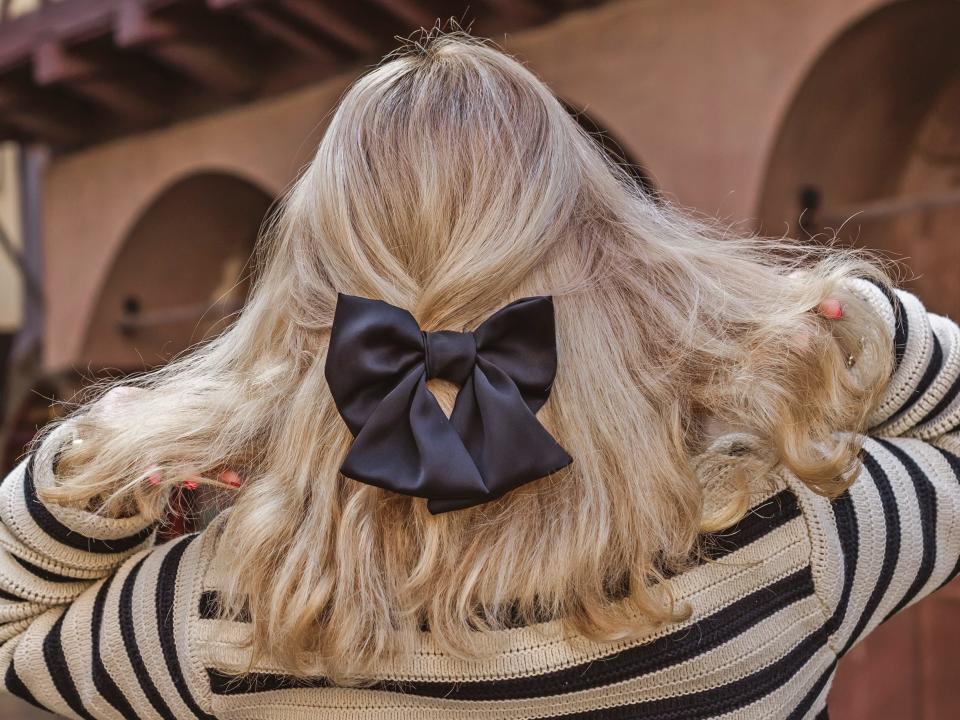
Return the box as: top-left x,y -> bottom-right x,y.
423,330 -> 476,384
325,294 -> 573,513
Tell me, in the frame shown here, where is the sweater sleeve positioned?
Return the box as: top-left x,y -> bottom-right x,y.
0,444 -> 217,719
849,278 -> 960,438
802,282 -> 960,658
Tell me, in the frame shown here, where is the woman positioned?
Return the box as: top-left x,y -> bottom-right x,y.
0,32 -> 956,719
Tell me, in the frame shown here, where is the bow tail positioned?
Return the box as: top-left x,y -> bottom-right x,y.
438,358 -> 572,513
340,367 -> 490,505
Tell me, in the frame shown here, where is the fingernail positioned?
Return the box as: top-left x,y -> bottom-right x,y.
183,479 -> 200,491
818,299 -> 843,320
219,469 -> 242,488
146,472 -> 163,486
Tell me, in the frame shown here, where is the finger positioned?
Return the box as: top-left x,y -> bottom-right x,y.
816,298 -> 843,320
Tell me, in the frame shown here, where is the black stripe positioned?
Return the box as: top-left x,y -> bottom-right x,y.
841,448 -> 900,654
91,574 -> 140,719
700,489 -> 801,561
208,565 -> 816,699
156,534 -> 216,720
43,612 -> 95,720
892,290 -> 909,370
198,591 -> 220,620
198,590 -> 251,622
23,455 -> 155,554
876,439 -> 937,621
825,491 -> 858,638
13,554 -> 80,583
4,661 -> 47,712
787,658 -> 837,720
0,587 -> 21,601
862,278 -> 907,370
207,669 -> 331,695
916,363 -> 960,429
200,488 -> 803,627
119,554 -> 178,720
884,334 -> 942,426
538,622 -> 830,720
932,447 -> 960,592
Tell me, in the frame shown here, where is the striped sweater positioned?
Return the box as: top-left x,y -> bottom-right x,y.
2,280 -> 960,719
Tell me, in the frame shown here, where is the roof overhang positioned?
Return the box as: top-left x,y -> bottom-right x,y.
0,0 -> 600,148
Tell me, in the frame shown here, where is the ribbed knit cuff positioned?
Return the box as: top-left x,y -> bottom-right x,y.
0,430 -> 156,576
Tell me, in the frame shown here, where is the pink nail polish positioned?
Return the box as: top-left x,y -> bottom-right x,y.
819,299 -> 843,320
147,472 -> 163,486
183,479 -> 199,491
219,470 -> 242,488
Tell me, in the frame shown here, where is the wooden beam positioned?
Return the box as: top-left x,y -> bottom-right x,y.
114,0 -> 178,46
209,0 -> 378,56
277,0 -> 379,55
369,0 -> 436,30
239,6 -> 339,64
115,0 -> 258,96
483,0 -> 548,25
0,0 -> 126,71
32,40 -> 167,122
0,91 -> 89,146
821,189 -> 960,226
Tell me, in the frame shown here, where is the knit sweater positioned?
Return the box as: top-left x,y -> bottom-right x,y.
2,281 -> 959,720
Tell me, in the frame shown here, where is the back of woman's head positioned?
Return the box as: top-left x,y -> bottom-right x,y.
41,31 -> 892,682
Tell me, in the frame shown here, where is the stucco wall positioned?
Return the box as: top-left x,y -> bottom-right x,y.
40,0 -> 894,371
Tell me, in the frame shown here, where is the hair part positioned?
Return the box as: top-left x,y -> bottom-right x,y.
39,31 -> 892,683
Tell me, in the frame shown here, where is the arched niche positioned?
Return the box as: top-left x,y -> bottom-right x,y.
757,0 -> 960,314
563,100 -> 657,197
80,172 -> 273,371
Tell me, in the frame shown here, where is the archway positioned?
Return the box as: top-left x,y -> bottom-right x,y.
758,0 -> 960,316
758,2 -> 960,716
80,171 -> 272,371
563,101 -> 657,196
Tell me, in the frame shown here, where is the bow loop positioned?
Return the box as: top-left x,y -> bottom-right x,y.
325,293 -> 572,513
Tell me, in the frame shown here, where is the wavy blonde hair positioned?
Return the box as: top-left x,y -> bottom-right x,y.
40,32 -> 892,682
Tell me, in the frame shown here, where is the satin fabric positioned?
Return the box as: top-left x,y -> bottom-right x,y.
325,294 -> 573,513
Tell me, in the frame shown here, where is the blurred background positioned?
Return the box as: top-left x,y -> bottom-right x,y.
0,0 -> 958,717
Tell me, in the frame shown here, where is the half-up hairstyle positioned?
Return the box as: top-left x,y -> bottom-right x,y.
39,31 -> 892,683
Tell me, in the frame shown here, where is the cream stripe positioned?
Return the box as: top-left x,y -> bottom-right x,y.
97,548 -> 160,719
871,289 -> 933,430
60,580 -> 125,720
0,599 -> 48,624
0,458 -> 152,573
830,462 -> 886,652
211,597 -> 825,719
887,315 -> 960,438
132,539 -> 196,720
913,316 -> 960,439
0,617 -> 34,645
201,511 -> 809,682
0,533 -> 89,603
6,607 -> 73,718
177,530 -> 218,718
782,469 -> 843,616
801,674 -> 834,720
890,439 -> 960,605
711,645 -> 835,720
28,438 -> 159,543
857,439 -> 923,638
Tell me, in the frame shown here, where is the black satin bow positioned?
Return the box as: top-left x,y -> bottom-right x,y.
325,293 -> 573,513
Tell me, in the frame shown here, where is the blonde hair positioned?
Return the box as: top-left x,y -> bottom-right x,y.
40,32 -> 892,682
